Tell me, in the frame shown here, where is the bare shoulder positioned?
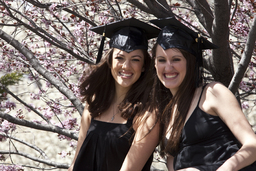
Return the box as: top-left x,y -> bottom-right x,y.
201,82 -> 236,115
205,82 -> 230,97
203,82 -> 241,117
202,82 -> 227,104
81,103 -> 91,123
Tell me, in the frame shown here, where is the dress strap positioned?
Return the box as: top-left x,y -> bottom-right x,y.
197,84 -> 208,106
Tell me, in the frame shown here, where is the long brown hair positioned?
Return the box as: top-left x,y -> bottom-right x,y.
151,44 -> 199,156
79,48 -> 153,119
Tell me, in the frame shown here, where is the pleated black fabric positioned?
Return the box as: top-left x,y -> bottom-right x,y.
172,85 -> 256,170
73,118 -> 153,171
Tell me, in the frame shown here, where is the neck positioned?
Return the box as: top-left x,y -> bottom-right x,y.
170,88 -> 178,96
114,84 -> 130,104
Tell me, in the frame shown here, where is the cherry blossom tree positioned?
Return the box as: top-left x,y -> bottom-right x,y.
0,0 -> 255,170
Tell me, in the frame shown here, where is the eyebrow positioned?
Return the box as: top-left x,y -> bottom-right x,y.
131,55 -> 142,58
156,55 -> 183,58
114,54 -> 142,58
155,56 -> 165,58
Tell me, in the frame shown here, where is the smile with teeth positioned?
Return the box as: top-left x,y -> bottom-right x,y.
165,73 -> 177,79
119,71 -> 133,77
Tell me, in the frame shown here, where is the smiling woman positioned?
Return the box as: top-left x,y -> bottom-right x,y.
68,18 -> 161,171
150,17 -> 256,171
154,47 -> 187,95
111,49 -> 145,90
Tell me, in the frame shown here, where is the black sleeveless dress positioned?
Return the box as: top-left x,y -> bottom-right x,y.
73,117 -> 153,171
172,85 -> 256,171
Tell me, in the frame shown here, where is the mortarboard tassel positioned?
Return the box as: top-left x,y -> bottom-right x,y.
196,33 -> 203,87
96,25 -> 106,64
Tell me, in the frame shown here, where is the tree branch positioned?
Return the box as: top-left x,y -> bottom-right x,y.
127,0 -> 152,14
105,0 -> 122,19
114,0 -> 123,18
230,0 -> 238,23
3,87 -> 50,123
210,0 -> 232,86
0,112 -> 78,140
0,133 -> 48,159
229,15 -> 256,93
0,1 -> 95,64
24,0 -> 97,26
142,0 -> 174,18
0,29 -> 84,116
186,0 -> 214,36
0,150 -> 68,169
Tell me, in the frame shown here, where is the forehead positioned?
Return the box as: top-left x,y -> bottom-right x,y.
112,48 -> 144,56
156,45 -> 183,56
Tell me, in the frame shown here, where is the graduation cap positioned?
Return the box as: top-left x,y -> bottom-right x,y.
90,17 -> 160,64
150,17 -> 218,87
150,17 -> 217,55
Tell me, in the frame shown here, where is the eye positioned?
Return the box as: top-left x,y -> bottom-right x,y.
173,58 -> 181,62
157,58 -> 166,63
114,56 -> 124,60
132,58 -> 141,62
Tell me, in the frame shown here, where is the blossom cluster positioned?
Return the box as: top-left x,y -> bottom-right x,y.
0,165 -> 23,171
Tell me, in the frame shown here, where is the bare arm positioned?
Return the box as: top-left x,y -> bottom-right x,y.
120,111 -> 160,171
205,82 -> 256,171
68,105 -> 91,171
167,155 -> 174,171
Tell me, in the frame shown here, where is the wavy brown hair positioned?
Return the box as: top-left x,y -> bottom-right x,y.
151,44 -> 200,156
79,48 -> 153,119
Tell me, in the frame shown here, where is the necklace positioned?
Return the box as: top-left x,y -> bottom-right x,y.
111,104 -> 118,121
111,114 -> 116,121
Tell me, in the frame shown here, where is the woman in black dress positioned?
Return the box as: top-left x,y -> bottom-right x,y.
68,18 -> 160,171
150,17 -> 256,171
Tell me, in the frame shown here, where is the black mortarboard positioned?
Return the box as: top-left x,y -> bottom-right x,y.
90,17 -> 160,64
150,17 -> 218,87
150,17 -> 218,55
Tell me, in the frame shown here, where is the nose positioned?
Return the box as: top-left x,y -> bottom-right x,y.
165,60 -> 173,71
122,59 -> 130,69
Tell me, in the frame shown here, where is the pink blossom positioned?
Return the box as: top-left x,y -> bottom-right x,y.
60,150 -> 67,158
70,141 -> 77,148
61,1 -> 69,7
239,81 -> 250,91
15,109 -> 24,119
42,19 -> 51,29
44,41 -> 51,47
4,101 -> 16,110
1,120 -> 16,133
52,103 -> 62,115
49,3 -> 58,11
248,71 -> 255,80
241,101 -> 249,109
0,164 -> 23,171
43,109 -> 54,120
30,93 -> 40,100
58,134 -> 72,141
57,118 -> 77,130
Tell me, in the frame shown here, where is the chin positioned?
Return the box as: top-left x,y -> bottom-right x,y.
164,84 -> 179,90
